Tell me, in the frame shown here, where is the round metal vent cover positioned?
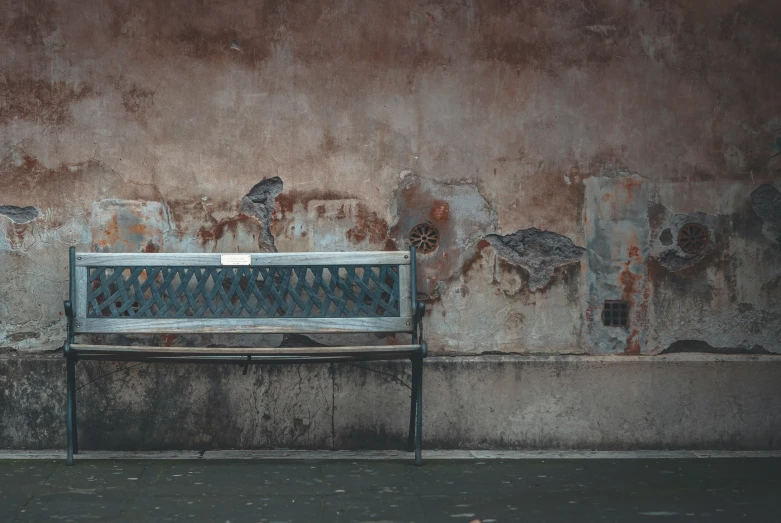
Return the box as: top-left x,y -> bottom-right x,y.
677,223 -> 709,254
409,222 -> 439,254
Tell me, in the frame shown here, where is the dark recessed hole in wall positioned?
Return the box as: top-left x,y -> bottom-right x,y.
660,228 -> 673,246
409,222 -> 439,254
602,300 -> 629,327
677,223 -> 709,254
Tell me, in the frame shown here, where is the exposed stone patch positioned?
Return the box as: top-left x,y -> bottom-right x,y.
657,250 -> 704,272
242,177 -> 284,221
484,228 -> 585,292
0,205 -> 39,224
750,184 -> 781,229
660,340 -> 771,355
240,177 -> 283,251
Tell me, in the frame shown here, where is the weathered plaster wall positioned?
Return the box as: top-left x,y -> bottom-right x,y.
1,0 -> 780,449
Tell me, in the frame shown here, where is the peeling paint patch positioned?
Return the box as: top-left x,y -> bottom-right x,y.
657,250 -> 704,272
241,177 -> 283,223
428,242 -> 583,354
484,228 -> 585,291
240,177 -> 283,251
582,175 -> 650,354
271,190 -> 390,252
750,184 -> 781,230
0,206 -> 39,224
91,200 -> 164,253
390,173 -> 497,295
660,340 -> 771,355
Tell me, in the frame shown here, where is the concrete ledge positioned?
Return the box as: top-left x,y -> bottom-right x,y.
2,354 -> 780,450
3,449 -> 781,461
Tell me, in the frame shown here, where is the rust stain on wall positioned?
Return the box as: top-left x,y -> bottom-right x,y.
142,240 -> 160,253
197,214 -> 261,248
270,189 -> 391,252
274,190 -> 349,216
625,329 -> 641,355
91,200 -> 164,253
0,80 -> 93,126
429,200 -> 450,222
458,241 -> 489,281
345,204 -> 389,245
618,262 -> 642,303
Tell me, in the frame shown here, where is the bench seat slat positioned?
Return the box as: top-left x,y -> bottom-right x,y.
70,343 -> 422,356
75,317 -> 412,334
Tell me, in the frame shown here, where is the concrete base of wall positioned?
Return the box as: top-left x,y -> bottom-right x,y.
2,354 -> 779,450
4,449 -> 781,461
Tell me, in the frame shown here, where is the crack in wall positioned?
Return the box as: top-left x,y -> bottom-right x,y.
484,228 -> 585,291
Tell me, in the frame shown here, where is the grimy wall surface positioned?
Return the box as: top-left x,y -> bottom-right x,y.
1,0 -> 780,450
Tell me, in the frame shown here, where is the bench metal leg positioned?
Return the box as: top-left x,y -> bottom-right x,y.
408,358 -> 418,452
66,356 -> 76,465
413,355 -> 423,466
72,363 -> 79,456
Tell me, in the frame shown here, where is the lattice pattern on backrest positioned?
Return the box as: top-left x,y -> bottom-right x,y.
86,265 -> 400,319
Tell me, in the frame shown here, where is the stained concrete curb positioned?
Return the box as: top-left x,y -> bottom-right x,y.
2,354 -> 780,450
3,449 -> 781,461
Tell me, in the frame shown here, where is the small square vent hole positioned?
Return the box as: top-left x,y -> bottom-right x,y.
602,300 -> 629,327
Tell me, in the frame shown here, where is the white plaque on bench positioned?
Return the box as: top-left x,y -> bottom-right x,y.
220,254 -> 251,266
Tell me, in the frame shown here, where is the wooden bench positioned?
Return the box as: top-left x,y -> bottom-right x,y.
62,247 -> 427,465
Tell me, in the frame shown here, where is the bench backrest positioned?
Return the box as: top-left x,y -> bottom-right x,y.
69,249 -> 415,335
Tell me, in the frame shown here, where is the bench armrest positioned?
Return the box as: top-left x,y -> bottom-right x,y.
414,301 -> 426,356
63,300 -> 73,353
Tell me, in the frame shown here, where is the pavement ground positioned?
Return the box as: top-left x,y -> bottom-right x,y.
1,455 -> 779,522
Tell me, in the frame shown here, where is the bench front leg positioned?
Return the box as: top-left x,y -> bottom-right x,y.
66,355 -> 77,465
411,354 -> 423,466
408,358 -> 418,452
